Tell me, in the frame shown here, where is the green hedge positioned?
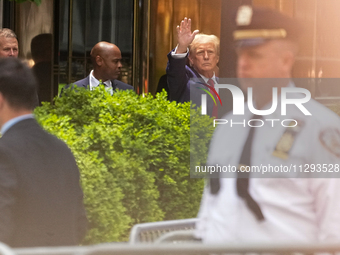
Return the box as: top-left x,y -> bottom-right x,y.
34,87 -> 214,244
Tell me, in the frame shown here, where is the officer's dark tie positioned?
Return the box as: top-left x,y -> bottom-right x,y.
237,115 -> 265,221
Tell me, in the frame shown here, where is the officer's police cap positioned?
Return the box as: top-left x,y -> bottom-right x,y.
233,5 -> 301,47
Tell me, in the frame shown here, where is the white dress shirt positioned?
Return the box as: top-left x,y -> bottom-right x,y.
196,91 -> 340,244
89,70 -> 113,95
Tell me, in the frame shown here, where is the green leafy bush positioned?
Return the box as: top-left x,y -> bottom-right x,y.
34,87 -> 214,244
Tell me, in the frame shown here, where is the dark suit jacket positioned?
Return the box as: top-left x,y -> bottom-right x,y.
166,50 -> 215,116
71,75 -> 133,91
0,118 -> 87,247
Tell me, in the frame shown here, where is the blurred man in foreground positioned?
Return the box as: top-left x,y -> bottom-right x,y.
0,58 -> 87,247
196,5 -> 340,244
0,28 -> 18,58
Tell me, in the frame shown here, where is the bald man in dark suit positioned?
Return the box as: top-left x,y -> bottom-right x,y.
62,42 -> 133,96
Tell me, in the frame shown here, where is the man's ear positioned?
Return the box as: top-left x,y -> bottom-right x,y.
96,55 -> 103,67
0,93 -> 5,110
188,55 -> 194,67
0,93 -> 7,120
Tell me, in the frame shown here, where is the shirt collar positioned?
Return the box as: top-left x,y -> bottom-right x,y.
89,70 -> 113,95
1,114 -> 34,135
199,73 -> 217,84
89,70 -> 112,89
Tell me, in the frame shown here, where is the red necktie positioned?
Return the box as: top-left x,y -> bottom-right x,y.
207,78 -> 218,118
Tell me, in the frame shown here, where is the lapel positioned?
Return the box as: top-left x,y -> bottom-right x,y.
82,76 -> 91,89
111,80 -> 117,91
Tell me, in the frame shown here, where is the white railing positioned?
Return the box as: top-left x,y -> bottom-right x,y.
7,242 -> 340,255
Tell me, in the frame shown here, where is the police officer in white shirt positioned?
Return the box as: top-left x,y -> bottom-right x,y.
195,5 -> 340,244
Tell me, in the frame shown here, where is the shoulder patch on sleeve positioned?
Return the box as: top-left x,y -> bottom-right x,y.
319,128 -> 340,158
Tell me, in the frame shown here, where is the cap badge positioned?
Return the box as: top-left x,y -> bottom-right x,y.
236,5 -> 253,26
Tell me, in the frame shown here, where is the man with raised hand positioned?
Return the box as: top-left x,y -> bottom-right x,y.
166,18 -> 220,117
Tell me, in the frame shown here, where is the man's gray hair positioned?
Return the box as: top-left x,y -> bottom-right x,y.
0,28 -> 17,39
189,33 -> 220,56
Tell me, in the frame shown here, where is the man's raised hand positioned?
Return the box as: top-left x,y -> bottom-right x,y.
176,17 -> 199,53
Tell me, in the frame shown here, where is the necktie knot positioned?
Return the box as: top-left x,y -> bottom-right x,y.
207,78 -> 215,88
99,82 -> 106,87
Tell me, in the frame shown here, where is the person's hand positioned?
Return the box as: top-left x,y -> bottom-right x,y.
176,17 -> 199,54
